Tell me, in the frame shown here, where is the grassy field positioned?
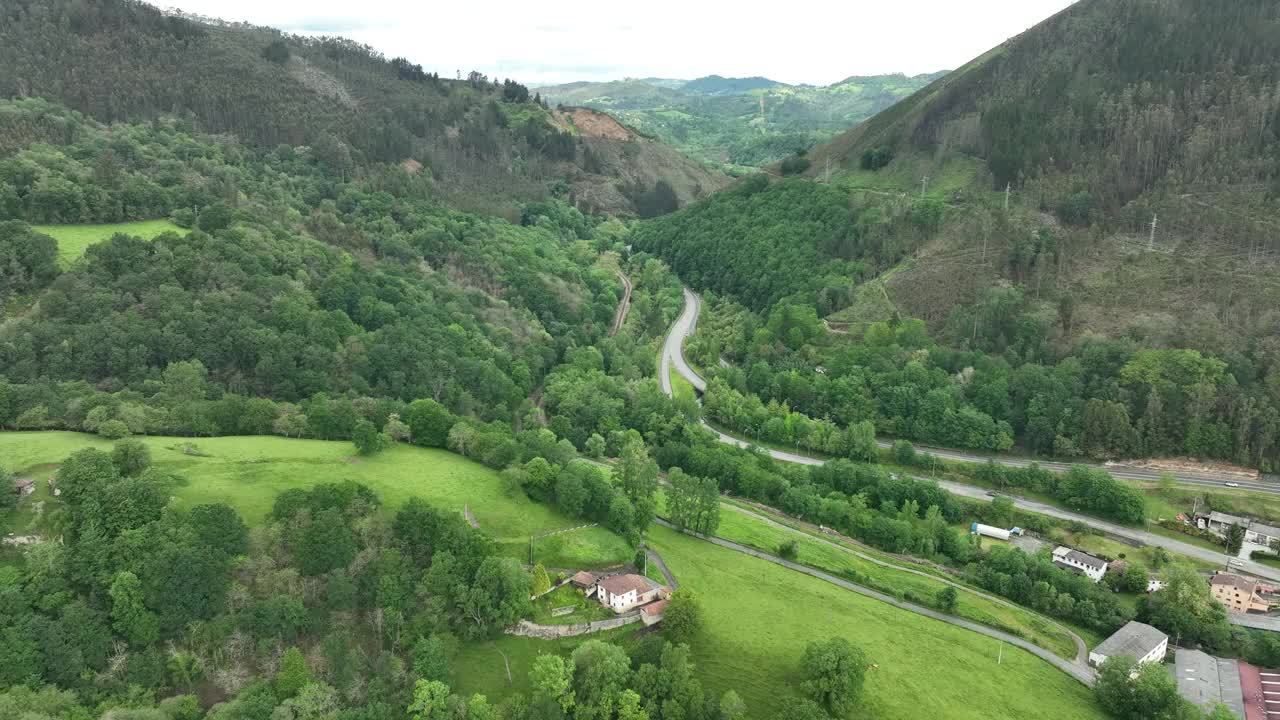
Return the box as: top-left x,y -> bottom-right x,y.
645,524 -> 1105,720
708,502 -> 1079,659
33,219 -> 188,266
0,432 -> 631,569
451,625 -> 641,702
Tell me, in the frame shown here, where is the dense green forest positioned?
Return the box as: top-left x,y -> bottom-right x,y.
0,0 -> 723,218
538,73 -> 944,171
0,99 -> 622,421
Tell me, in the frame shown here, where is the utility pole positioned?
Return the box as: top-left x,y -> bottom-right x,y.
997,639 -> 1004,665
1004,183 -> 1011,211
921,176 -> 930,199
1149,213 -> 1158,250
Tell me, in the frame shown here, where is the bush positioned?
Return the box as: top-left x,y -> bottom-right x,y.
780,155 -> 811,176
98,419 -> 131,439
778,539 -> 799,561
112,439 -> 151,476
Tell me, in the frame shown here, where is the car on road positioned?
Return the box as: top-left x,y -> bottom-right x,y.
1225,482 -> 1240,487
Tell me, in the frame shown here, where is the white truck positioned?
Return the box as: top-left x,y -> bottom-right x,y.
970,522 -> 1023,541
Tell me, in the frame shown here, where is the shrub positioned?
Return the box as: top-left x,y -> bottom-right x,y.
778,539 -> 799,561
780,155 -> 811,176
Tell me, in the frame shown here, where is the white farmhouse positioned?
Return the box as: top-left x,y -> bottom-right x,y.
1052,546 -> 1109,583
595,573 -> 668,613
1089,621 -> 1169,668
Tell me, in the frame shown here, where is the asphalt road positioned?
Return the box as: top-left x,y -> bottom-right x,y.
658,286 -> 1280,584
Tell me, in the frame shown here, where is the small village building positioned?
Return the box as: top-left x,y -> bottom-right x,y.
595,573 -> 668,613
1210,573 -> 1274,614
1245,522 -> 1280,549
1089,621 -> 1169,668
570,571 -> 599,596
1052,546 -> 1109,583
14,477 -> 35,496
640,598 -> 669,626
1202,511 -> 1249,537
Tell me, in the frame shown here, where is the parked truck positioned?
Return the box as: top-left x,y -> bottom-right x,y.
970,522 -> 1023,541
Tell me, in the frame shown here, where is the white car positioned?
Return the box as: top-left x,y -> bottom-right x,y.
1224,482 -> 1240,488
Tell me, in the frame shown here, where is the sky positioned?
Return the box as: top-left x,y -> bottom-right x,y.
160,0 -> 1079,86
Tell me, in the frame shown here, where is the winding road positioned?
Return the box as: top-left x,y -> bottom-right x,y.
659,286 -> 1280,584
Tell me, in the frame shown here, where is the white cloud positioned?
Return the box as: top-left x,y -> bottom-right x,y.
162,0 -> 1078,85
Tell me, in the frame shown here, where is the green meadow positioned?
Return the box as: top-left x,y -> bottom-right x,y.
0,432 -> 631,569
709,503 -> 1080,659
644,524 -> 1105,720
32,219 -> 189,265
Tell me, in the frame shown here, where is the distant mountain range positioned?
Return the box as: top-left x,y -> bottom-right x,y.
537,72 -> 947,170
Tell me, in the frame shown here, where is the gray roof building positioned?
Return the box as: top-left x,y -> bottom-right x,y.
1248,522 -> 1280,540
1173,650 -> 1245,718
1091,621 -> 1168,665
1052,546 -> 1107,570
1209,511 -> 1247,527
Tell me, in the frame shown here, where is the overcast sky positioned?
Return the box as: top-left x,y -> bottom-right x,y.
161,0 -> 1078,86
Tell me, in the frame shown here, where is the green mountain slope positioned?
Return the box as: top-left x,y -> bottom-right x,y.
635,0 -> 1280,471
0,0 -> 726,217
539,72 -> 945,170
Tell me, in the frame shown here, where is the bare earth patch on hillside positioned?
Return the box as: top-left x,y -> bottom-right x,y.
288,56 -> 357,109
1108,457 -> 1259,481
555,108 -> 635,140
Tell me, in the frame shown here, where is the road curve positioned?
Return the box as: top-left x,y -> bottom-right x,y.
721,502 -> 1090,668
664,286 -> 1273,492
658,287 -> 1280,583
654,518 -> 1096,686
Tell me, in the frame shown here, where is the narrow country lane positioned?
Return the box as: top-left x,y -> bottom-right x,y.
658,286 -> 1280,585
654,518 -> 1097,686
608,270 -> 633,337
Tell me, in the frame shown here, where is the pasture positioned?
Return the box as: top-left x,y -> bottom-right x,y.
0,432 -> 631,569
32,219 -> 189,265
710,502 -> 1080,659
644,524 -> 1106,720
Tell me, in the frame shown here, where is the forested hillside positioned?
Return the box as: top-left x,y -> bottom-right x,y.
0,98 -> 626,427
0,0 -> 725,217
636,0 -> 1280,471
539,73 -> 944,171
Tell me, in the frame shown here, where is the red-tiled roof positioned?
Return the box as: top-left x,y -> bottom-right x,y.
642,599 -> 669,616
598,573 -> 662,597
570,571 -> 597,587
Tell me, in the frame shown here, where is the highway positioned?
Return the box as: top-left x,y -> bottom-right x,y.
659,286 -> 1280,584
